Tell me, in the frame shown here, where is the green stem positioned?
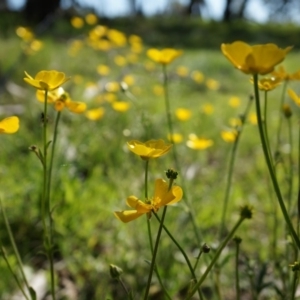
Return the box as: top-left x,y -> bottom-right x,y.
287,117 -> 293,214
42,90 -> 56,300
144,206 -> 168,300
291,271 -> 298,300
0,199 -> 31,295
235,241 -> 240,300
0,247 -> 30,300
253,74 -> 300,250
153,212 -> 203,299
185,217 -> 245,299
219,96 -> 252,239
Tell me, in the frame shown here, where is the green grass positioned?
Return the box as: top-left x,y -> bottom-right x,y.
1,13 -> 300,299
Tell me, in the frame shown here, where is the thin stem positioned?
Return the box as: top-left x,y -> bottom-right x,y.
143,206 -> 168,300
0,199 -> 31,296
186,217 -> 245,299
253,74 -> 300,250
118,277 -> 134,300
219,96 -> 252,239
1,247 -> 30,300
291,271 -> 298,300
235,241 -> 241,300
287,117 -> 293,214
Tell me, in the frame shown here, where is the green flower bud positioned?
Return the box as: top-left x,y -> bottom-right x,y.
109,264 -> 123,279
165,169 -> 178,180
240,205 -> 253,219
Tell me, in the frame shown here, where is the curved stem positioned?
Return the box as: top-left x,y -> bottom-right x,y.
219,96 -> 252,239
186,217 -> 245,299
253,74 -> 300,250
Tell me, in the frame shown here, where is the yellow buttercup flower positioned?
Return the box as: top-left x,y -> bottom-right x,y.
186,134 -> 213,150
248,112 -> 257,125
272,66 -> 300,81
167,133 -> 183,143
111,101 -> 130,112
221,41 -> 292,75
71,17 -> 84,29
114,178 -> 183,223
0,116 -> 19,134
201,103 -> 214,115
127,139 -> 172,160
251,76 -> 282,91
85,13 -> 98,25
221,130 -> 238,143
147,48 -> 182,65
229,96 -> 241,108
175,108 -> 192,121
206,78 -> 220,90
85,107 -> 105,120
24,70 -> 70,91
191,71 -> 204,84
97,64 -> 110,76
288,89 -> 300,106
36,88 -> 86,113
176,66 -> 189,77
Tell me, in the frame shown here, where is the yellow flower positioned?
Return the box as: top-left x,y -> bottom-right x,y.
0,116 -> 19,134
248,113 -> 257,125
221,41 -> 292,75
85,107 -> 105,120
114,178 -> 183,223
127,139 -> 172,160
191,71 -> 204,83
167,133 -> 183,143
206,78 -> 220,90
122,75 -> 135,86
24,70 -> 70,91
97,64 -> 110,76
105,81 -> 120,92
111,101 -> 130,112
175,108 -> 192,121
36,88 -> 86,113
221,130 -> 238,143
272,66 -> 300,81
71,17 -> 84,29
252,76 -> 282,91
229,96 -> 241,108
85,13 -> 98,25
16,26 -> 34,41
107,29 -> 127,47
114,55 -> 127,66
147,48 -> 182,65
229,117 -> 242,127
288,89 -> 300,106
186,134 -> 213,150
153,84 -> 164,96
201,103 -> 214,115
176,66 -> 189,77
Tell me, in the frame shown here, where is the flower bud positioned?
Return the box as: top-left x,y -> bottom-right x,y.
240,205 -> 253,219
109,264 -> 123,279
202,243 -> 210,253
165,169 -> 178,180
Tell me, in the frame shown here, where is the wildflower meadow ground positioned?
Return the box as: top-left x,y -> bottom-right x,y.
1,13 -> 300,300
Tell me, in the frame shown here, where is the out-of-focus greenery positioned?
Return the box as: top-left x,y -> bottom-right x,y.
0,12 -> 300,299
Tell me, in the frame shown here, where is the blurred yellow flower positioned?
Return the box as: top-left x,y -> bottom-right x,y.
175,108 -> 192,121
186,134 -> 213,150
114,55 -> 127,66
288,88 -> 300,106
221,41 -> 292,75
144,62 -> 156,72
128,34 -> 142,44
167,133 -> 183,143
147,48 -> 182,65
191,70 -> 204,83
229,117 -> 242,127
114,178 -> 183,223
0,116 -> 19,134
206,78 -> 220,90
221,130 -> 238,143
253,76 -> 282,91
201,103 -> 214,115
24,70 -> 70,91
248,113 -> 257,125
36,87 -> 86,113
229,96 -> 241,108
29,39 -> 43,52
97,39 -> 111,51
105,81 -> 120,92
97,64 -> 110,76
71,17 -> 84,29
122,75 -> 135,86
85,107 -> 105,120
112,101 -> 130,112
104,93 -> 117,103
127,139 -> 172,160
272,65 -> 300,81
176,66 -> 189,77
89,25 -> 107,40
16,26 -> 34,41
127,53 -> 139,63
107,29 -> 127,47
153,84 -> 164,96
72,75 -> 83,85
85,13 -> 98,25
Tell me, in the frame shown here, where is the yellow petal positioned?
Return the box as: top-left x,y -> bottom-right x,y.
166,185 -> 183,205
114,210 -> 145,223
0,116 -> 19,134
288,88 -> 300,105
67,101 -> 86,113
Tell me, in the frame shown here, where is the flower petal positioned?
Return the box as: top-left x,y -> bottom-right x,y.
0,116 -> 19,134
114,210 -> 145,223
